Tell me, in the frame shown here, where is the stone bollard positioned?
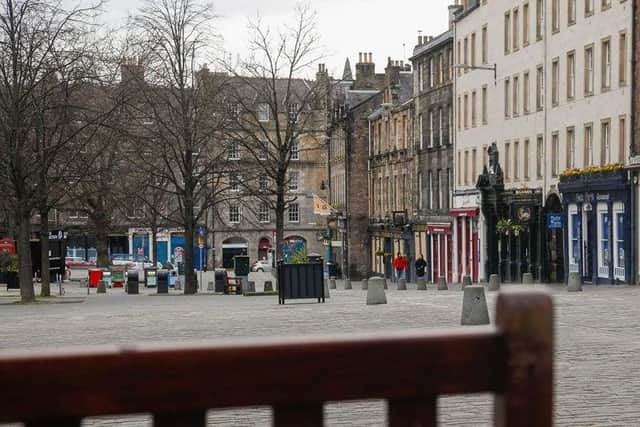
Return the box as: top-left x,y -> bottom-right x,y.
361,278 -> 368,290
323,279 -> 331,298
264,280 -> 274,292
461,285 -> 490,325
97,280 -> 107,294
246,281 -> 256,293
397,278 -> 407,290
366,277 -> 387,305
462,275 -> 472,289
329,278 -> 337,289
437,277 -> 448,290
567,272 -> 583,292
522,273 -> 534,285
344,279 -> 352,290
207,281 -> 214,291
488,274 -> 501,291
416,277 -> 427,290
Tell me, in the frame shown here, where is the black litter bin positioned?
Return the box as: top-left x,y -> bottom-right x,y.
214,270 -> 228,293
308,253 -> 322,264
144,268 -> 158,287
127,270 -> 139,294
157,270 -> 169,294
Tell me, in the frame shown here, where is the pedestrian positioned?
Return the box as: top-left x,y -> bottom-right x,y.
415,254 -> 427,278
393,252 -> 406,281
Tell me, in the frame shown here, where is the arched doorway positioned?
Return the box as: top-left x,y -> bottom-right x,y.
544,193 -> 564,283
258,237 -> 271,261
222,237 -> 248,269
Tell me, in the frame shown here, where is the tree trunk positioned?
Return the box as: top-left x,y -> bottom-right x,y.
275,185 -> 285,261
40,207 -> 50,297
16,213 -> 35,303
184,220 -> 196,294
95,218 -> 110,269
151,223 -> 158,266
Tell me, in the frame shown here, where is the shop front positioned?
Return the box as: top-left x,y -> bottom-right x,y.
560,169 -> 631,284
414,224 -> 452,284
370,226 -> 413,280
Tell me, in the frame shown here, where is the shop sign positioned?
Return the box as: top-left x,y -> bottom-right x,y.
546,214 -> 563,229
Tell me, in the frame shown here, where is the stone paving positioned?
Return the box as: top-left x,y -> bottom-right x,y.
1,277 -> 639,426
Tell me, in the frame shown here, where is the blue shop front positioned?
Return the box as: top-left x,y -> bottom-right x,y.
559,169 -> 632,284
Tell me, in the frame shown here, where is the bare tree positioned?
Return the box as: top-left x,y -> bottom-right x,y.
223,3 -> 327,260
129,0 -> 228,294
0,0 -> 106,302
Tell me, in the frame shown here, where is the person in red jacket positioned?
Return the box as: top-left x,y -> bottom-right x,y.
393,252 -> 407,281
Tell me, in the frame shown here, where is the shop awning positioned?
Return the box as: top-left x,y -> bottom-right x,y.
450,208 -> 480,218
427,223 -> 452,234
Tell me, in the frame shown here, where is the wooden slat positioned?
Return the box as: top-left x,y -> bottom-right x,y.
25,418 -> 82,427
273,403 -> 323,427
153,410 -> 206,427
494,290 -> 553,427
0,329 -> 506,423
388,397 -> 437,427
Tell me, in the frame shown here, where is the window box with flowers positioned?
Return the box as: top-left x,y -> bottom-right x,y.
560,164 -> 625,183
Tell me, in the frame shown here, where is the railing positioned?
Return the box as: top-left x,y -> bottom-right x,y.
0,291 -> 552,427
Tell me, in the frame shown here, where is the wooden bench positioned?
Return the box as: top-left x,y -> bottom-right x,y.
0,290 -> 552,426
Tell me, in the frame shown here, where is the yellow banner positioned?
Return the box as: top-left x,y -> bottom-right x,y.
313,195 -> 334,216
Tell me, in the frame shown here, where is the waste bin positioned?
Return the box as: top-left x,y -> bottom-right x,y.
157,270 -> 169,294
214,270 -> 228,293
127,270 -> 139,294
144,268 -> 158,287
233,256 -> 250,277
88,268 -> 102,288
308,253 -> 323,264
101,270 -> 112,288
111,267 -> 126,288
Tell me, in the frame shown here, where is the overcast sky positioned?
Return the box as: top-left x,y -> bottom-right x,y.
105,0 -> 451,77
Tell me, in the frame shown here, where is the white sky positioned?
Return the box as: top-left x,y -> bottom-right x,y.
104,0 -> 451,77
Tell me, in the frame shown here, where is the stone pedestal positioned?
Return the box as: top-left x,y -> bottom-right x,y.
323,279 -> 331,298
366,277 -> 387,305
461,285 -> 490,325
568,272 -> 583,292
344,279 -> 352,290
329,278 -> 337,289
437,277 -> 448,290
416,277 -> 427,290
488,274 -> 501,291
361,279 -> 368,290
397,278 -> 407,290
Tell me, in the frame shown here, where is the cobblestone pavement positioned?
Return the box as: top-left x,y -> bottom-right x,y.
1,279 -> 639,426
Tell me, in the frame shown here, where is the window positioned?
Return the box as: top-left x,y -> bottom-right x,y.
619,115 -> 626,163
601,0 -> 611,10
457,97 -> 461,131
585,0 -> 594,16
457,151 -> 462,185
482,86 -> 488,124
602,39 -> 611,90
552,58 -> 559,106
584,123 -> 594,166
504,78 -> 511,118
259,175 -> 269,192
536,65 -> 544,110
428,171 -> 433,209
437,170 -> 443,209
513,75 -> 519,116
258,203 -> 270,223
569,207 -> 581,267
536,0 -> 544,41
258,103 -> 270,121
464,94 -> 469,129
288,171 -> 299,191
513,140 -> 520,180
536,135 -> 544,178
438,108 -> 443,145
567,51 -> 576,100
566,127 -> 576,169
457,41 -> 462,77
552,0 -> 559,33
228,141 -> 239,160
504,12 -> 511,54
619,31 -> 628,86
568,0 -> 576,25
258,142 -> 268,160
524,138 -> 530,179
448,106 -> 453,143
601,119 -> 611,165
419,113 -> 424,148
585,45 -> 594,95
226,103 -> 239,118
599,207 -> 610,273
126,206 -> 144,219
471,91 -> 477,127
505,142 -> 511,180
471,149 -> 477,184
291,139 -> 300,160
523,3 -> 530,45
448,48 -> 454,80
523,72 -> 530,113
464,37 -> 469,69
551,132 -> 559,177
513,8 -> 519,51
429,58 -> 435,87
419,61 -> 424,91
429,111 -> 434,146
614,204 -> 625,278
471,33 -> 477,67
482,25 -> 488,64
418,172 -> 423,209
229,173 -> 240,192
288,103 -> 299,121
464,151 -> 469,185
229,205 -> 241,224
288,203 -> 299,223
439,53 -> 445,84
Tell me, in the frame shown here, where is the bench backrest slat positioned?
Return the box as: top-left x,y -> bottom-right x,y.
0,290 -> 553,427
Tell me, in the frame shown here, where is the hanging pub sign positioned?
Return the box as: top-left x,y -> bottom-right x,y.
546,214 -> 563,229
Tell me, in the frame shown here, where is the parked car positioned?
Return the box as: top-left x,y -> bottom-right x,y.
251,259 -> 273,272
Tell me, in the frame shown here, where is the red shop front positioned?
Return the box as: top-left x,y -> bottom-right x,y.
451,208 -> 479,283
427,224 -> 452,284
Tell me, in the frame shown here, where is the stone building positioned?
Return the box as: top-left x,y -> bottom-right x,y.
453,0 -> 633,284
368,59 -> 415,280
409,29 -> 455,284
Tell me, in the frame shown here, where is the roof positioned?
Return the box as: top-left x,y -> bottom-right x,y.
410,29 -> 454,60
